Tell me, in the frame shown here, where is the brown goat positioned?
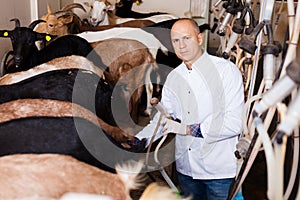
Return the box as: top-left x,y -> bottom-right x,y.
0,154 -> 143,200
91,38 -> 158,124
0,154 -> 190,200
35,3 -> 85,36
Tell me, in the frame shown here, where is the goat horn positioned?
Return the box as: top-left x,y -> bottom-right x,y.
47,3 -> 53,14
61,3 -> 86,13
54,11 -> 74,19
10,18 -> 20,28
28,19 -> 46,30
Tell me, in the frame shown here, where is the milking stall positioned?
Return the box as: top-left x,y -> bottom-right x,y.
0,0 -> 299,199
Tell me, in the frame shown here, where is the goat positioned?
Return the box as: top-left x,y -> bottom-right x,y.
77,28 -> 168,118
83,0 -> 116,26
0,154 -> 190,200
34,3 -> 86,36
0,154 -> 143,200
0,18 -> 156,120
84,0 -> 177,27
0,56 -> 142,171
0,98 -> 129,172
79,19 -> 155,31
33,3 -> 155,36
91,38 -> 158,121
0,18 -> 106,73
0,55 -> 133,143
115,0 -> 167,18
76,27 -> 168,59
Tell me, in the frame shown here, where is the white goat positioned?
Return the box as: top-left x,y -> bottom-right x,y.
76,27 -> 168,58
83,0 -> 178,26
84,0 -> 115,26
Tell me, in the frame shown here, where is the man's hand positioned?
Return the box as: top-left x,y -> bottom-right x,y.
161,117 -> 187,135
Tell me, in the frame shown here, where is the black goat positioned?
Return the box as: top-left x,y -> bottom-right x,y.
0,56 -> 137,171
0,18 -> 105,73
115,0 -> 166,18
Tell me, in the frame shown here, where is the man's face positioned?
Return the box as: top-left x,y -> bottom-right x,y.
171,21 -> 203,66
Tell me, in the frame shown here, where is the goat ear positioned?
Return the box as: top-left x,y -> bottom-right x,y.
35,32 -> 57,42
83,2 -> 92,7
107,4 -> 115,11
0,30 -> 10,38
61,15 -> 73,24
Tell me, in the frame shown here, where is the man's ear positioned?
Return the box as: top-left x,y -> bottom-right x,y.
197,33 -> 204,45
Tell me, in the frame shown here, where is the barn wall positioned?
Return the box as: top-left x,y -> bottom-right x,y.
0,0 -> 210,60
72,0 -> 191,18
132,0 -> 209,18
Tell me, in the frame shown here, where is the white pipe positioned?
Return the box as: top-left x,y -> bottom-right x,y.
278,91 -> 300,199
247,81 -> 265,138
242,94 -> 262,136
284,123 -> 299,200
223,12 -> 242,56
223,32 -> 239,56
287,0 -> 295,39
281,0 -> 300,77
263,54 -> 276,90
277,91 -> 300,136
254,117 -> 276,200
274,0 -> 285,34
263,0 -> 276,21
274,134 -> 287,200
247,0 -> 266,100
253,75 -> 297,116
149,98 -> 179,193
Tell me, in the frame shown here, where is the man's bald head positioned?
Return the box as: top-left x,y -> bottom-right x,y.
171,18 -> 200,35
170,18 -> 203,68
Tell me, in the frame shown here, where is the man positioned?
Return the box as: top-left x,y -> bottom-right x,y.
133,18 -> 244,200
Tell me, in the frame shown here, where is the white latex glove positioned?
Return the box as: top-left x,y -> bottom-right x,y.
160,117 -> 187,135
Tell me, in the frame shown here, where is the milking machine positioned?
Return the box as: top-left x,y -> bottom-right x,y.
217,0 -> 244,36
229,59 -> 300,200
227,0 -> 300,199
144,97 -> 180,195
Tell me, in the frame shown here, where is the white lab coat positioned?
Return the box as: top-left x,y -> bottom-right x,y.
136,50 -> 244,179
